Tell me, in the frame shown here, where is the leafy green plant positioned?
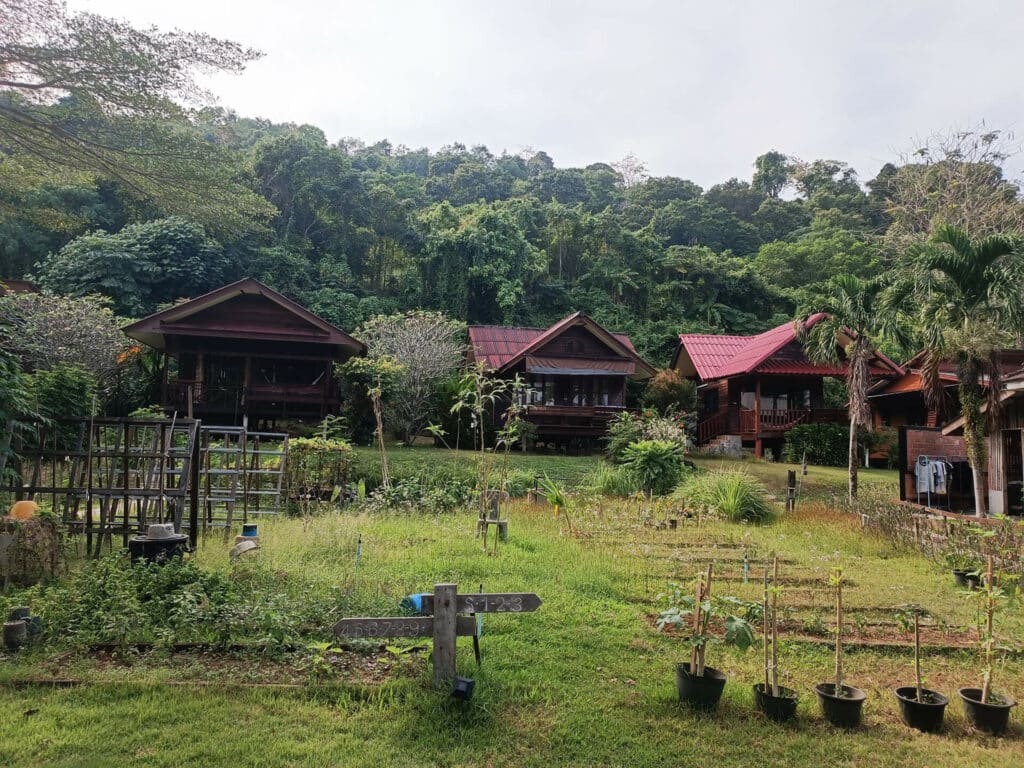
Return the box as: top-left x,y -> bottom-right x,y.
588,462 -> 639,497
621,440 -> 684,496
783,423 -> 848,466
656,566 -> 760,677
675,470 -> 775,523
963,557 -> 1019,704
895,604 -> 934,703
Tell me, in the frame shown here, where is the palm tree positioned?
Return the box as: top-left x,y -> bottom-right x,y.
897,224 -> 1024,517
797,275 -> 906,501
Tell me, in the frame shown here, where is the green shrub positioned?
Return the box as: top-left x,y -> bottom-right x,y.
503,470 -> 535,498
359,474 -> 474,513
675,470 -> 776,523
588,462 -> 639,497
621,440 -> 684,496
605,411 -> 644,463
606,411 -> 692,464
11,553 -> 339,650
286,437 -> 354,496
783,423 -> 848,466
25,364 -> 97,450
644,369 -> 697,414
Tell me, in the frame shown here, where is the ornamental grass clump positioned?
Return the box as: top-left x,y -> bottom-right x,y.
675,470 -> 776,524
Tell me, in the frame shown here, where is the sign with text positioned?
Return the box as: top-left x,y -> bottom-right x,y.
331,583 -> 541,688
420,592 -> 542,615
333,615 -> 477,639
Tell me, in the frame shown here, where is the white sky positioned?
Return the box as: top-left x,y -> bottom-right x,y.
72,0 -> 1024,187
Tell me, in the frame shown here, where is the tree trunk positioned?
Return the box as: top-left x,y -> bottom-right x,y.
971,461 -> 988,518
963,408 -> 988,518
847,416 -> 858,501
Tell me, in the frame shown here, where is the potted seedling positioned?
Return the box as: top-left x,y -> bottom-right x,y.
894,604 -> 948,733
944,549 -> 982,590
958,556 -> 1018,735
657,564 -> 757,712
814,568 -> 867,728
754,556 -> 798,722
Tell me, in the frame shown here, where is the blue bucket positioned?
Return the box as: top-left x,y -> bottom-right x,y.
242,524 -> 258,538
400,593 -> 432,614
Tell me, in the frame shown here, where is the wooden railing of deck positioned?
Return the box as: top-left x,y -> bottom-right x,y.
698,406 -> 848,443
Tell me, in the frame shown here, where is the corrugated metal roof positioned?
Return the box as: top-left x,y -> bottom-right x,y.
675,313 -> 902,381
674,333 -> 747,380
468,315 -> 640,372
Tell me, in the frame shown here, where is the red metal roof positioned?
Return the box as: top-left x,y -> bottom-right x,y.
675,313 -> 902,381
467,312 -> 650,378
673,334 -> 747,380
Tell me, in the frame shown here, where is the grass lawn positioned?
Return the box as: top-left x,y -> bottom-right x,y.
1,456 -> 1019,767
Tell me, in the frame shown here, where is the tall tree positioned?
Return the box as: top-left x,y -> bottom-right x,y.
798,275 -> 905,501
896,224 -> 1024,516
0,0 -> 272,234
752,151 -> 790,198
886,127 -> 1024,242
358,311 -> 466,444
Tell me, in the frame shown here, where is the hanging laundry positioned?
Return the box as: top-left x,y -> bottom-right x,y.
933,460 -> 947,494
915,456 -> 931,493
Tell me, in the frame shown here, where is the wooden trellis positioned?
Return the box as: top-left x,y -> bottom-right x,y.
197,426 -> 288,536
3,417 -> 201,556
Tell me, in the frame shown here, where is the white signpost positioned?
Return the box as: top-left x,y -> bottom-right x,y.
333,582 -> 542,688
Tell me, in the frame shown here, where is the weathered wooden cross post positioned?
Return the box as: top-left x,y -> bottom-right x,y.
333,582 -> 542,689
786,469 -> 797,512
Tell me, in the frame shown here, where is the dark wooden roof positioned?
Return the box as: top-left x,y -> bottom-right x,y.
123,278 -> 365,353
467,311 -> 655,379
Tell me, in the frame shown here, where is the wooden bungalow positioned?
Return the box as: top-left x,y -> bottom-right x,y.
467,312 -> 655,446
123,278 -> 364,424
0,279 -> 38,296
671,313 -> 903,458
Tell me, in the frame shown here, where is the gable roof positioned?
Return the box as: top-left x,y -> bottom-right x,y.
672,313 -> 903,381
123,278 -> 365,353
467,312 -> 655,379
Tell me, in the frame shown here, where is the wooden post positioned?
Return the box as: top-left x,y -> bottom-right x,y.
786,470 -> 797,512
754,379 -> 763,458
770,556 -> 779,696
188,425 -> 200,549
432,583 -> 457,688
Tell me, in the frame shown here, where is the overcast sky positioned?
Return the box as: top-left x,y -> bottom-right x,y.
73,0 -> 1024,187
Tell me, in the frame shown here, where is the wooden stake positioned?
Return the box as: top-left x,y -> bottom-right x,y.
762,569 -> 770,692
834,569 -> 843,694
914,610 -> 922,703
771,555 -> 779,697
982,555 -> 994,704
690,572 -> 703,676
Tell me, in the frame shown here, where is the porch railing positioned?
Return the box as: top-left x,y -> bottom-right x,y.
698,406 -> 848,443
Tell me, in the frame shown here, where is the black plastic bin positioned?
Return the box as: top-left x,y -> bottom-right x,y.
128,534 -> 190,564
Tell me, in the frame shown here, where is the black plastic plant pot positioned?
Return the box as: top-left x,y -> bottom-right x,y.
7,606 -> 30,622
814,683 -> 867,729
753,683 -> 798,722
451,676 -> 475,701
894,686 -> 948,733
958,688 -> 1016,735
676,664 -> 727,711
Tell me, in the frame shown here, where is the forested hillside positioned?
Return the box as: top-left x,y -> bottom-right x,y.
4,3 -> 1024,369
